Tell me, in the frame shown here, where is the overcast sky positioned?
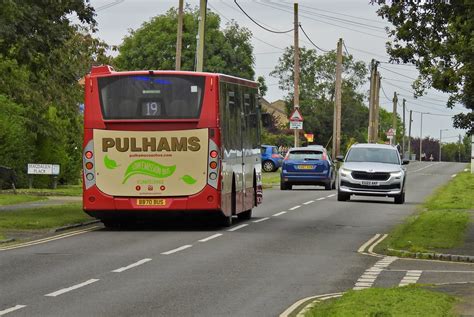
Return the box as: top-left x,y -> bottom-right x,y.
86,0 -> 469,142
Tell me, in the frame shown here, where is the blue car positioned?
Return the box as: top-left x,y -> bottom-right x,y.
261,145 -> 284,172
280,146 -> 336,190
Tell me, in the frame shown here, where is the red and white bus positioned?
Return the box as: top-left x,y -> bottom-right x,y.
82,65 -> 263,226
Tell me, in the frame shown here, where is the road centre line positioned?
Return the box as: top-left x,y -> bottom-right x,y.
303,200 -> 314,205
316,197 -> 325,201
112,258 -> 152,273
45,279 -> 99,297
411,162 -> 439,173
227,224 -> 248,232
161,245 -> 193,255
272,211 -> 287,217
326,194 -> 336,198
253,217 -> 270,223
0,305 -> 26,316
198,233 -> 223,242
289,205 -> 301,210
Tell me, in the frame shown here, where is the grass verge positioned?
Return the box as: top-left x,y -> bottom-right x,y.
262,170 -> 280,188
0,203 -> 93,238
1,184 -> 82,196
0,194 -> 47,206
378,168 -> 473,254
305,286 -> 456,317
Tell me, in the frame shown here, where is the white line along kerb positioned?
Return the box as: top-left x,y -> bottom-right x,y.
198,233 -> 223,242
0,305 -> 27,316
112,258 -> 152,273
161,245 -> 193,255
45,279 -> 99,297
357,234 -> 381,253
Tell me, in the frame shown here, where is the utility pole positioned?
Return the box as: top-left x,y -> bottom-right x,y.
175,0 -> 184,70
373,72 -> 381,142
293,2 -> 300,147
419,113 -> 423,161
408,110 -> 412,160
392,92 -> 398,145
402,99 -> 406,158
458,134 -> 462,162
439,129 -> 448,162
195,0 -> 207,72
333,38 -> 343,157
368,59 -> 376,143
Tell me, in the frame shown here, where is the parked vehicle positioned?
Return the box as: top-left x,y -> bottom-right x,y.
337,143 -> 409,204
280,146 -> 336,190
261,145 -> 284,172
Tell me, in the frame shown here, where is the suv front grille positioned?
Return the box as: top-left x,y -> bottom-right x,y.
351,171 -> 390,181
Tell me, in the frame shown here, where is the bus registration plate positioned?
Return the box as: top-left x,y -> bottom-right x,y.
137,199 -> 166,206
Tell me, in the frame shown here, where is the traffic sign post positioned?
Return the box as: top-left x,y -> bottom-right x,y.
386,128 -> 395,145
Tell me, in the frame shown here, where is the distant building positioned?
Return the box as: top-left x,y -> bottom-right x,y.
260,98 -> 289,127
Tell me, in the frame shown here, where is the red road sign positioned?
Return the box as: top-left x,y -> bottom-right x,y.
289,108 -> 304,122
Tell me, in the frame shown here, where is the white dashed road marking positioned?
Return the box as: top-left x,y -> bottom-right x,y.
289,205 -> 301,211
0,305 -> 26,316
316,197 -> 325,201
161,245 -> 193,255
399,270 -> 422,286
327,194 -> 336,198
253,217 -> 270,223
112,258 -> 152,273
353,256 -> 397,290
272,211 -> 287,217
227,224 -> 248,232
45,279 -> 99,297
198,233 -> 223,242
303,200 -> 314,205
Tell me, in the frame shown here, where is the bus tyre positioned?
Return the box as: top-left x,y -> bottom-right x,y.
221,214 -> 233,227
394,192 -> 405,204
102,220 -> 121,229
262,160 -> 275,172
337,191 -> 350,201
238,209 -> 252,220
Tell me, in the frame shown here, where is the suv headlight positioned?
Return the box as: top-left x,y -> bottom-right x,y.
339,167 -> 351,177
391,171 -> 403,178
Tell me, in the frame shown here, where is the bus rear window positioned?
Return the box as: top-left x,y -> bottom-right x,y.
98,75 -> 205,119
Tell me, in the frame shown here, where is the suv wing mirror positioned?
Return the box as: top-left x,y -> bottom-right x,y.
402,159 -> 410,165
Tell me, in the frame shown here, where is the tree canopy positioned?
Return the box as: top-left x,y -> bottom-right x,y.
114,7 -> 255,79
374,0 -> 474,134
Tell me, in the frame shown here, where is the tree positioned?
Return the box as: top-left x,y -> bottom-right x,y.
373,1 -> 474,134
270,47 -> 369,151
114,7 -> 255,79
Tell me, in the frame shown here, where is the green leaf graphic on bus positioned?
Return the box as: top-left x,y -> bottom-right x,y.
122,160 -> 176,184
181,175 -> 197,185
104,155 -> 119,170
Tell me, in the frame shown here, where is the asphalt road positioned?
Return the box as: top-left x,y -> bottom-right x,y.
0,162 -> 468,316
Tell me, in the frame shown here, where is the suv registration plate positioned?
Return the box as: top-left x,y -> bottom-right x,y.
137,199 -> 166,206
361,181 -> 379,186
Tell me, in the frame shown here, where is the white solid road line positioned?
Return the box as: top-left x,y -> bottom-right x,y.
289,205 -> 301,210
198,233 -> 223,242
227,224 -> 248,232
161,245 -> 193,255
451,174 -> 457,178
112,258 -> 152,273
357,234 -> 381,253
45,279 -> 99,297
253,217 -> 270,223
316,197 -> 325,201
272,211 -> 287,217
0,305 -> 26,316
303,200 -> 314,205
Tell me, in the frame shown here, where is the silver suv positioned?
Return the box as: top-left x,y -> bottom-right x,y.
336,143 -> 409,204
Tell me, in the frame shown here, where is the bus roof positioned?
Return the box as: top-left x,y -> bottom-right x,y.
89,65 -> 258,88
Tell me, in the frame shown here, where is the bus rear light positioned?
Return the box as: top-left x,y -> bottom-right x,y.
210,150 -> 218,158
209,161 -> 217,169
86,173 -> 94,181
209,172 -> 217,180
85,151 -> 93,159
85,162 -> 93,170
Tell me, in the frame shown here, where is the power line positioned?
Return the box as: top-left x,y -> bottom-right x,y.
342,41 -> 350,56
96,0 -> 125,11
233,0 -> 293,34
298,24 -> 330,52
379,66 -> 418,80
407,108 -> 455,117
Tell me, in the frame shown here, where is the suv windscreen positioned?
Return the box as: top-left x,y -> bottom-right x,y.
98,75 -> 205,119
346,148 -> 400,164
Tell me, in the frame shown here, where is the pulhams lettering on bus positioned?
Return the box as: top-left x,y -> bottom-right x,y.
102,137 -> 201,152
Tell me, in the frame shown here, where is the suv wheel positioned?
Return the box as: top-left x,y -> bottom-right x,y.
280,181 -> 292,190
394,192 -> 405,204
337,190 -> 350,201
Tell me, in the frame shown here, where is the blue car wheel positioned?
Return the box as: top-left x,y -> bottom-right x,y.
262,160 -> 276,172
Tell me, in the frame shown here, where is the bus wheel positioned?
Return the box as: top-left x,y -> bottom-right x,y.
102,220 -> 121,229
221,213 -> 233,227
238,209 -> 252,220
